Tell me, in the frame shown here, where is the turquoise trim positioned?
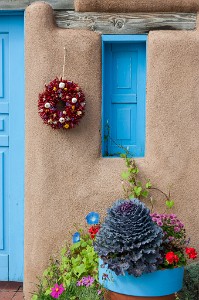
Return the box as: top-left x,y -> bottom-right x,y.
0,11 -> 24,16
102,35 -> 147,157
102,35 -> 147,42
9,13 -> 24,282
0,12 -> 24,281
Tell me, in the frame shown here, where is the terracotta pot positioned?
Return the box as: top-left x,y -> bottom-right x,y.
109,291 -> 176,300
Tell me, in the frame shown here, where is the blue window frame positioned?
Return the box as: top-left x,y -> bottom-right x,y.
102,35 -> 147,157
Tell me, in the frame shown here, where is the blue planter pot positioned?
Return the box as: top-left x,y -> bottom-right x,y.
99,262 -> 184,297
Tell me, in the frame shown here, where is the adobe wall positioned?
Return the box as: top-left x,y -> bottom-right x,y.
24,2 -> 199,299
75,0 -> 199,13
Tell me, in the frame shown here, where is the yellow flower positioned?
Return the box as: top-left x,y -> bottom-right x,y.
72,105 -> 75,110
64,124 -> 69,129
53,87 -> 57,91
64,88 -> 68,91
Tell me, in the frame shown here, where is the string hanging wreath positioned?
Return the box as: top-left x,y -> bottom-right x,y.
38,47 -> 86,129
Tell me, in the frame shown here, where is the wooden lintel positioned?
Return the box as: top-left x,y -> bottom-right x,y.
0,0 -> 74,10
54,11 -> 197,33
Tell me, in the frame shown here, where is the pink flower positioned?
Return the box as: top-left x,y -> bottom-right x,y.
77,276 -> 95,287
157,220 -> 163,227
170,214 -> 177,219
77,278 -> 84,286
50,283 -> 65,299
174,226 -> 180,233
98,290 -> 102,295
171,219 -> 176,225
152,217 -> 158,222
82,276 -> 95,287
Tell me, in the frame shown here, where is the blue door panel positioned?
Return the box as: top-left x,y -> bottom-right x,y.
102,38 -> 146,157
0,13 -> 24,281
9,15 -> 24,282
0,151 -> 5,250
0,254 -> 8,280
111,104 -> 137,141
0,21 -> 9,281
113,53 -> 132,89
116,108 -> 132,140
112,47 -> 138,99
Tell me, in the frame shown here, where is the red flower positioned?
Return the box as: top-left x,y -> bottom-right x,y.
89,225 -> 100,239
186,247 -> 197,259
165,252 -> 179,264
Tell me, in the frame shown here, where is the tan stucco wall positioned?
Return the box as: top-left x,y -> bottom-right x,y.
25,2 -> 199,299
75,0 -> 199,13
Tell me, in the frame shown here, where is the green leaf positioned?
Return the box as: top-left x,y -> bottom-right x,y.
141,190 -> 149,198
131,167 -> 139,174
166,200 -> 174,209
134,186 -> 142,196
60,247 -> 67,256
81,242 -> 87,248
45,289 -> 51,295
121,171 -> 130,180
146,181 -> 152,189
31,295 -> 38,300
70,242 -> 81,251
129,194 -> 135,199
73,264 -> 86,276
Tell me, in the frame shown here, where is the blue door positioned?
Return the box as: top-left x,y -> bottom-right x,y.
0,13 -> 24,281
102,36 -> 146,157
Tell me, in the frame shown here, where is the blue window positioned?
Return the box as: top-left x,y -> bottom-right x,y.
102,35 -> 147,157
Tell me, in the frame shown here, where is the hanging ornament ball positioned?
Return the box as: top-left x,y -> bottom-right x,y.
44,102 -> 51,109
38,78 -> 86,129
59,117 -> 65,123
59,82 -> 65,89
72,97 -> 77,104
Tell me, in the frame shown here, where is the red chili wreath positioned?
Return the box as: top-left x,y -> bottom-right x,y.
38,78 -> 86,129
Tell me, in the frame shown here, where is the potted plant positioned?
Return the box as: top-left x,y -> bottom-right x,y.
94,198 -> 197,299
92,154 -> 197,300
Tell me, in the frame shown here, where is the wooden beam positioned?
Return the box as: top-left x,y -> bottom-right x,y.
54,11 -> 197,33
0,0 -> 74,10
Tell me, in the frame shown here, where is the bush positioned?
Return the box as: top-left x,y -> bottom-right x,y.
32,232 -> 105,299
179,261 -> 199,300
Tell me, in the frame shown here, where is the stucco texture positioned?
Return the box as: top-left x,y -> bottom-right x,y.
75,0 -> 199,13
25,2 -> 199,299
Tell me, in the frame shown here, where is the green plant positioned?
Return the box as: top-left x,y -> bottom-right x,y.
32,282 -> 105,300
105,124 -> 174,210
32,232 -> 102,299
121,152 -> 174,210
178,261 -> 199,300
